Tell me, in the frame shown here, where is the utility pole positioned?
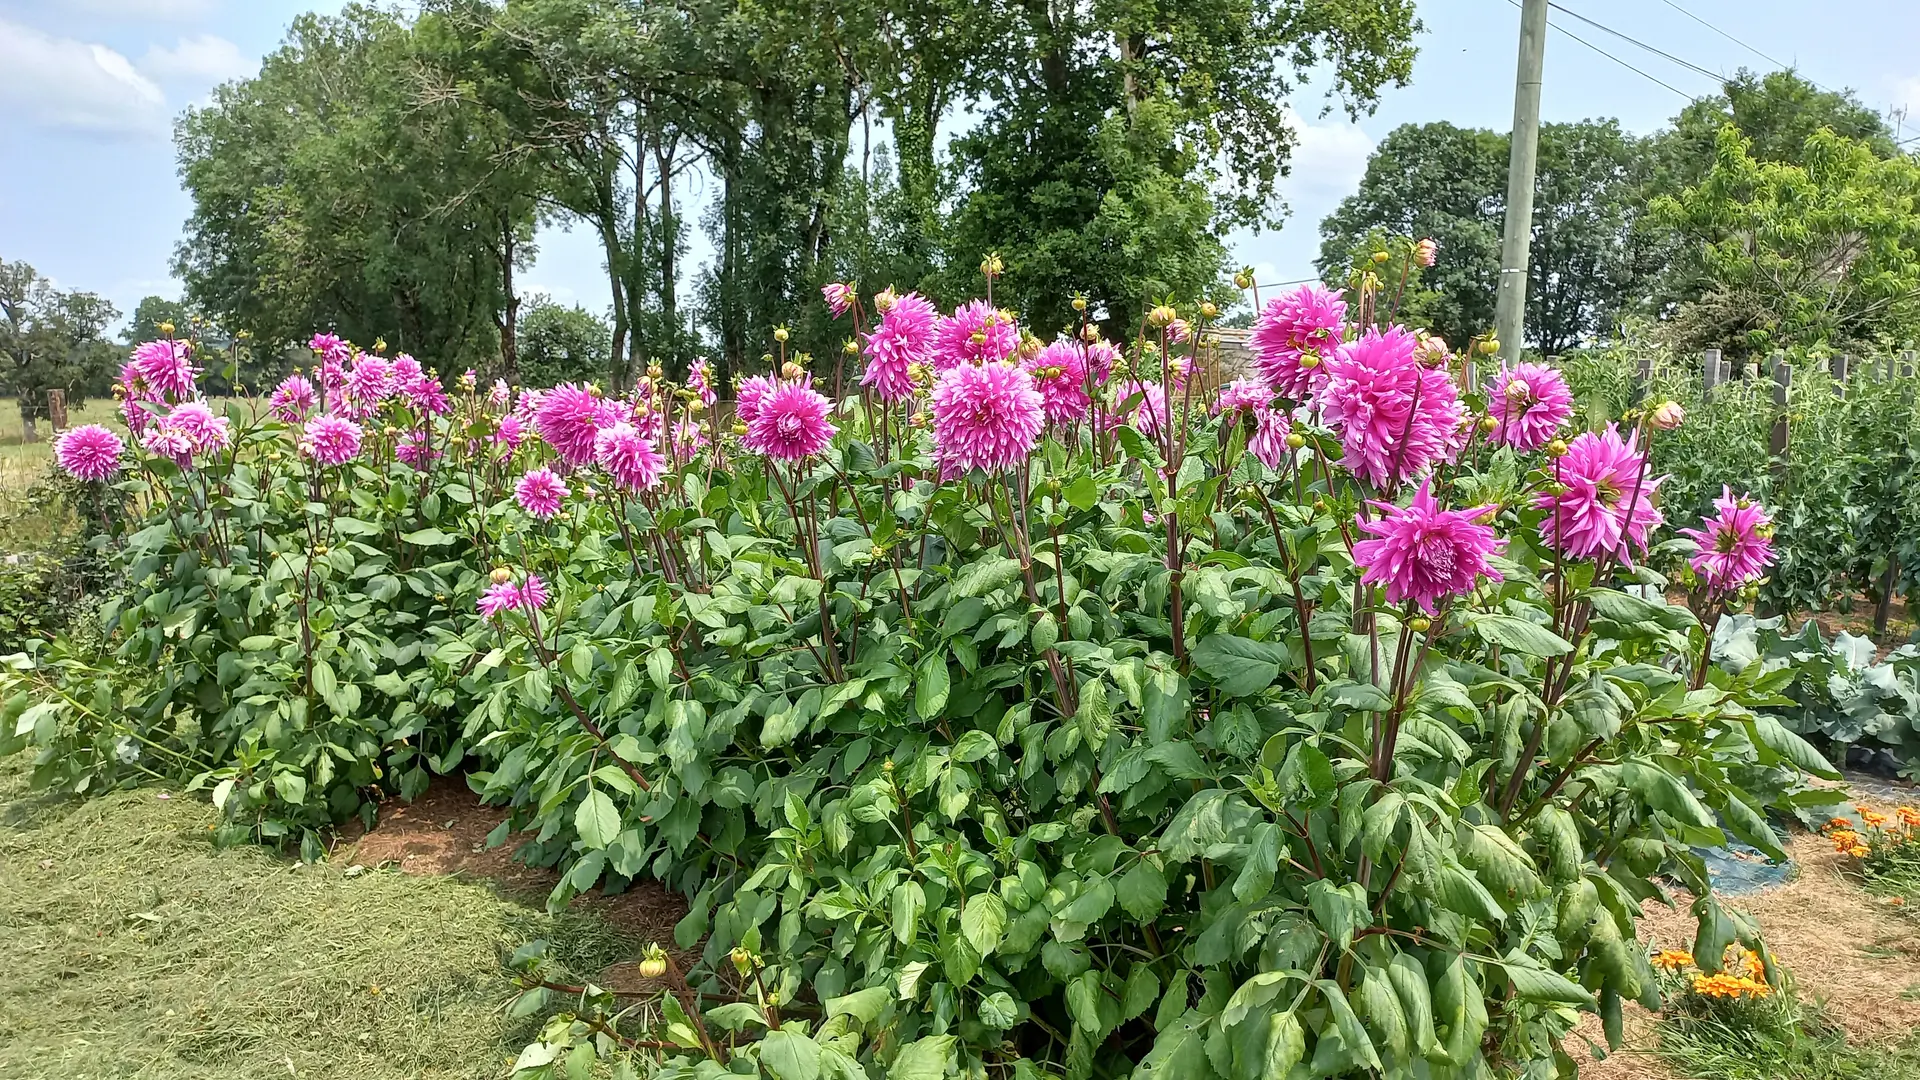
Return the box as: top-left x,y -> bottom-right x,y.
1494,0 -> 1549,365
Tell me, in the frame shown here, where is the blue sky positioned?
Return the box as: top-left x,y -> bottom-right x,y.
3,0 -> 1917,327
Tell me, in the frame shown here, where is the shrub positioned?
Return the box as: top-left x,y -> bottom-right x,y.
8,293 -> 1841,1079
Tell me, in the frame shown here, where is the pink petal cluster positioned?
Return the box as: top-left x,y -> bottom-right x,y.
747,382 -> 837,461
1318,326 -> 1465,490
932,300 -> 1018,370
396,431 -> 439,468
489,379 -> 512,410
1110,380 -> 1169,441
1024,341 -> 1091,426
516,467 -> 569,519
595,422 -> 666,493
54,424 -> 125,482
1414,238 -> 1439,267
477,574 -> 551,621
1677,486 -> 1775,593
1488,362 -> 1574,452
1084,341 -> 1119,386
494,414 -> 526,454
1534,424 -> 1665,559
734,375 -> 779,427
535,384 -> 622,468
269,374 -> 316,422
822,282 -> 856,317
688,358 -> 717,408
1214,377 -> 1272,418
299,414 -> 363,466
309,333 -> 353,365
931,361 -> 1045,475
1353,480 -> 1506,615
1250,283 -> 1346,399
143,401 -> 231,464
345,355 -> 394,416
861,292 -> 937,402
1249,408 -> 1292,470
128,340 -> 199,401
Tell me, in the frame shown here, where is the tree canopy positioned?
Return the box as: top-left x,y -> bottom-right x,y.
0,259 -> 121,439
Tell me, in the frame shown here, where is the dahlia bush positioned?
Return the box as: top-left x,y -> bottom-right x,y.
5,281 -> 1841,1080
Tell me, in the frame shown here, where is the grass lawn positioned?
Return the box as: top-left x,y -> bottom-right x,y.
0,759 -> 637,1080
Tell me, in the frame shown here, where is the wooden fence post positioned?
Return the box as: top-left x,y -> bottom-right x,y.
1703,348 -> 1722,396
46,389 -> 68,432
1831,353 -> 1849,398
1769,358 -> 1792,482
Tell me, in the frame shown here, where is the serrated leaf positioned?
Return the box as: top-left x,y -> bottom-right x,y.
575,788 -> 619,849
1192,634 -> 1290,697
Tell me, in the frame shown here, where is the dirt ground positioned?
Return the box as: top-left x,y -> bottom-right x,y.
342,776 -> 693,990
1577,794 -> 1920,1079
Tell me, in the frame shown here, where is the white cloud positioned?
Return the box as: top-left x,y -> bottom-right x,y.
0,17 -> 166,136
1278,106 -> 1375,202
139,34 -> 252,84
57,0 -> 218,20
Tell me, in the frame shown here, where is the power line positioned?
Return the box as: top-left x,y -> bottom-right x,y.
1652,0 -> 1794,75
1501,0 -> 1700,102
1545,1 -> 1726,84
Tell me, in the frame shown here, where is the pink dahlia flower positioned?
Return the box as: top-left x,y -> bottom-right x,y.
931,361 -> 1045,474
734,375 -> 779,427
688,358 -> 717,408
822,281 -> 856,317
932,300 -> 1018,369
54,424 -> 125,482
129,339 -> 199,401
494,414 -> 526,454
1024,341 -> 1091,426
345,355 -> 394,416
396,431 -> 439,468
747,382 -> 837,461
534,383 -> 620,468
158,401 -> 231,457
1488,362 -> 1573,452
1319,326 -> 1465,490
300,414 -> 363,466
1414,238 -> 1439,267
1534,424 -> 1665,559
488,379 -> 512,411
389,355 -> 423,384
309,333 -> 352,365
862,292 -> 937,402
519,574 -> 550,612
1111,379 -> 1169,441
1353,479 -> 1505,615
516,467 -> 569,519
477,580 -> 521,620
1677,486 -> 1775,592
672,418 -> 709,459
1214,377 -> 1273,418
595,422 -> 666,493
270,374 -> 316,423
1167,319 -> 1192,345
1250,283 -> 1346,399
1084,341 -> 1120,386
1249,408 -> 1292,470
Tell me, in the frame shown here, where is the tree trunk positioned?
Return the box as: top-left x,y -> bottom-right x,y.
19,404 -> 37,444
499,214 -> 520,383
655,134 -> 678,375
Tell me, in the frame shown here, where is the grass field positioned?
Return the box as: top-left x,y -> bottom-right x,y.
0,759 -> 637,1080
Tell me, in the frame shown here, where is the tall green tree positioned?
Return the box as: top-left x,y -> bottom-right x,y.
1318,119 -> 1657,353
1654,125 -> 1920,356
175,5 -> 535,371
1648,68 -> 1897,196
0,259 -> 120,441
516,297 -> 612,388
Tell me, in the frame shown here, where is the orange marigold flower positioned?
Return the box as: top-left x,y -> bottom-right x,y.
1849,845 -> 1870,857
1861,810 -> 1890,828
1897,807 -> 1920,829
1652,949 -> 1695,971
1830,830 -> 1862,852
1823,817 -> 1853,832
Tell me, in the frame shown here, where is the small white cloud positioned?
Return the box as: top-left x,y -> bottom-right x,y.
59,0 -> 218,20
1278,106 -> 1375,202
139,34 -> 253,84
0,17 -> 166,136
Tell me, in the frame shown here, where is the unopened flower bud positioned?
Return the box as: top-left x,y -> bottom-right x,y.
781,360 -> 805,380
1233,270 -> 1253,290
490,567 -> 513,584
373,338 -> 387,353
638,956 -> 668,979
1284,432 -> 1305,449
843,338 -> 859,355
1199,300 -> 1219,319
1080,324 -> 1100,343
1409,616 -> 1432,633
1371,250 -> 1390,265
1649,401 -> 1684,430
1312,498 -> 1328,512
158,320 -> 176,336
1071,295 -> 1087,312
1479,415 -> 1498,433
773,326 -> 790,343
382,425 -> 397,437
1505,380 -> 1530,400
873,287 -> 899,313
1299,354 -> 1321,370
314,543 -> 329,556
1148,304 -> 1177,328
732,422 -> 749,436
1547,438 -> 1569,457
1479,339 -> 1500,356
1414,238 -> 1438,267
882,758 -> 895,772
